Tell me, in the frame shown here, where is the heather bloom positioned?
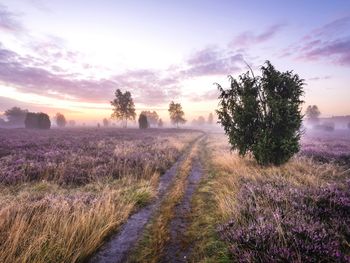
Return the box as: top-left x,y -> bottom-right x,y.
218,178 -> 350,262
0,128 -> 197,185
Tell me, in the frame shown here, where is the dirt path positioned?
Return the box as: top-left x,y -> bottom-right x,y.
161,155 -> 204,263
88,136 -> 203,263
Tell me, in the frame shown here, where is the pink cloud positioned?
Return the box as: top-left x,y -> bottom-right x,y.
282,15 -> 350,66
230,24 -> 286,47
184,47 -> 244,77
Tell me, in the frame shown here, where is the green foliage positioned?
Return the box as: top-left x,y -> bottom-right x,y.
110,89 -> 136,128
55,113 -> 66,128
168,101 -> 186,128
25,112 -> 51,129
216,61 -> 304,165
138,114 -> 149,129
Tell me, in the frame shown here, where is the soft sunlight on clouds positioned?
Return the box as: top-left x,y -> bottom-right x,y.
0,1 -> 349,120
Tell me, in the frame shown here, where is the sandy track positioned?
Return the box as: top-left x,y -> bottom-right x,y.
161,155 -> 204,263
88,136 -> 203,263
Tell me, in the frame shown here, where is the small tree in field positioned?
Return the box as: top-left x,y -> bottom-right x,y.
138,114 -> 149,129
25,112 -> 51,129
208,113 -> 214,125
158,118 -> 163,128
168,101 -> 186,128
216,61 -> 304,166
140,111 -> 159,127
197,116 -> 206,126
5,107 -> 28,127
103,118 -> 109,127
68,120 -> 76,127
305,105 -> 320,124
55,113 -> 67,128
110,89 -> 136,128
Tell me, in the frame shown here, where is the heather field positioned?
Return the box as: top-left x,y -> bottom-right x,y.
301,129 -> 350,167
207,132 -> 350,262
0,128 -> 350,263
0,128 -> 202,262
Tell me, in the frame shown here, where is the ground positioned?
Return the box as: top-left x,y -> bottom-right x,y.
0,128 -> 349,262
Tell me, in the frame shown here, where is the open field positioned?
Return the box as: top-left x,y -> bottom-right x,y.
0,128 -> 349,262
0,128 -> 202,263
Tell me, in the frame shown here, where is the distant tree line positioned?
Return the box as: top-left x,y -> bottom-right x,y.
0,107 -> 78,129
110,89 -> 187,129
191,113 -> 215,126
305,105 -> 335,131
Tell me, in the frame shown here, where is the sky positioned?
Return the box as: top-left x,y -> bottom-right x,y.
0,0 -> 349,124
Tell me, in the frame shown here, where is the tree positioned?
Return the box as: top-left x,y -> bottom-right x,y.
25,112 -> 51,129
111,89 -> 136,128
197,116 -> 206,126
305,105 -> 320,124
140,111 -> 159,127
208,113 -> 214,125
168,101 -> 186,128
216,61 -> 304,166
55,113 -> 67,128
4,107 -> 28,127
68,120 -> 76,127
103,118 -> 109,127
158,118 -> 163,128
138,113 -> 149,129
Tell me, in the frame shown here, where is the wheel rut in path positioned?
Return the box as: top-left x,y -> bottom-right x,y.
88,136 -> 203,263
161,140 -> 205,263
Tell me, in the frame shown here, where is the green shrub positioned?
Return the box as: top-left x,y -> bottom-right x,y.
216,61 -> 304,165
138,114 -> 149,129
25,112 -> 51,129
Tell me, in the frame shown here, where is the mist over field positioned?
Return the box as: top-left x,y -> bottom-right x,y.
0,1 -> 349,262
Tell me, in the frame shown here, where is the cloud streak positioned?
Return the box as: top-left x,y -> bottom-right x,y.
230,24 -> 286,47
283,15 -> 350,66
0,4 -> 23,33
183,46 -> 244,77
